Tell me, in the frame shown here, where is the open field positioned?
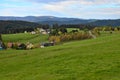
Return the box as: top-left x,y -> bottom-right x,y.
67,28 -> 80,32
0,32 -> 120,80
2,33 -> 49,44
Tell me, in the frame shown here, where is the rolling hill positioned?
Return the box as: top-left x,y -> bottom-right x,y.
0,16 -> 120,26
0,16 -> 95,24
88,19 -> 120,27
0,32 -> 120,80
0,16 -> 94,24
0,20 -> 40,28
0,20 -> 41,34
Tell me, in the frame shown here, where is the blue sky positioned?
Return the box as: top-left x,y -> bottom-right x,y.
0,0 -> 120,19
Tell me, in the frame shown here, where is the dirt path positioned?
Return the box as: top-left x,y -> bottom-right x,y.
89,31 -> 96,39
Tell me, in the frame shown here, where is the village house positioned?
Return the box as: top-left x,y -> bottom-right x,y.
38,28 -> 50,34
31,31 -> 36,34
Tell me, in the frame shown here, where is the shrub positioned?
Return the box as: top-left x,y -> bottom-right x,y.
16,43 -> 26,50
12,43 -> 18,49
49,36 -> 61,44
49,32 -> 92,43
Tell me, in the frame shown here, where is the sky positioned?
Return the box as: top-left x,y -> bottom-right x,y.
0,0 -> 120,19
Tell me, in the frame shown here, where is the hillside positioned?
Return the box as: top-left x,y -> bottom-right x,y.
88,19 -> 120,27
0,33 -> 120,80
0,20 -> 40,34
0,16 -> 94,24
2,33 -> 49,44
0,16 -> 120,26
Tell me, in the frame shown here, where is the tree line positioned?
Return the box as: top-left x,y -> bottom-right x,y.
0,20 -> 120,34
0,20 -> 49,34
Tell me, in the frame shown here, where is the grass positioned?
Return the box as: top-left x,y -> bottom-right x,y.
99,31 -> 120,37
67,28 -> 80,32
2,33 -> 49,44
0,32 -> 120,80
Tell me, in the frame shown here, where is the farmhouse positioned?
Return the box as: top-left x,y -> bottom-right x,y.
39,28 -> 48,34
31,31 -> 36,34
39,28 -> 50,34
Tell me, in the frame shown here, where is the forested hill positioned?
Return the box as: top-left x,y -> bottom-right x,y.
0,20 -> 40,28
0,16 -> 120,26
0,16 -> 94,24
0,20 -> 40,34
88,19 -> 120,27
0,19 -> 120,34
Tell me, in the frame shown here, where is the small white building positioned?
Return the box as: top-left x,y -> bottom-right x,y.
31,31 -> 36,34
39,28 -> 49,34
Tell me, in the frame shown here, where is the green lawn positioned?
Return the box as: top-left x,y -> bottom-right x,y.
0,32 -> 120,80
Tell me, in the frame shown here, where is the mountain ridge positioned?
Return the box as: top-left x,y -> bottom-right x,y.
0,16 -> 96,24
0,16 -> 120,26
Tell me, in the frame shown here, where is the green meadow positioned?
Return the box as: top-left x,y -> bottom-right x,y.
2,33 -> 49,44
0,32 -> 120,80
67,28 -> 80,32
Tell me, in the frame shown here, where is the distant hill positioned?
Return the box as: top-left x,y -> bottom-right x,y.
0,20 -> 40,28
0,16 -> 96,25
0,20 -> 40,34
39,19 -> 96,25
88,19 -> 120,27
0,16 -> 120,26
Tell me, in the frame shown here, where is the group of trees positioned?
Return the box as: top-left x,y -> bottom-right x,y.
0,20 -> 120,34
0,20 -> 95,34
53,24 -> 95,30
49,27 -> 68,36
0,21 -> 50,34
93,27 -> 120,32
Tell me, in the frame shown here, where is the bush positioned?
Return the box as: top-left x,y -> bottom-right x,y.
49,36 -> 61,44
49,32 -> 92,43
16,43 -> 26,50
12,43 -> 19,49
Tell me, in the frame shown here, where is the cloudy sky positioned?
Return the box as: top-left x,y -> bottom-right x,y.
0,0 -> 120,19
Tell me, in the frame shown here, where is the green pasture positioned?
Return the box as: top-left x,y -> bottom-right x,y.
0,32 -> 120,80
2,33 -> 49,44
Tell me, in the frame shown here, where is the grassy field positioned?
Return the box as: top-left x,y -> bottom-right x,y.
67,28 -> 80,32
2,33 -> 49,44
0,32 -> 120,80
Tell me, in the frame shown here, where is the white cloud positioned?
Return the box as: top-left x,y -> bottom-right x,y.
0,0 -> 120,19
40,0 -> 120,19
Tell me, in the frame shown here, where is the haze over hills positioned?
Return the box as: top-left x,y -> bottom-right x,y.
0,16 -> 120,26
88,19 -> 120,26
0,16 -> 95,24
